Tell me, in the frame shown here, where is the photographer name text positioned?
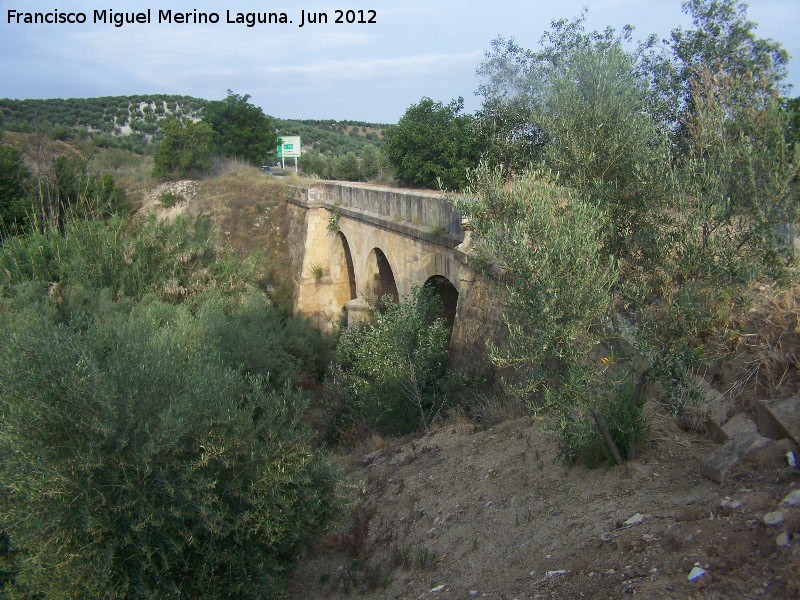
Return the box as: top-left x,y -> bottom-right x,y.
7,8 -> 377,28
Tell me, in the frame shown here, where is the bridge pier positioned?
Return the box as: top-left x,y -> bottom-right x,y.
344,297 -> 371,326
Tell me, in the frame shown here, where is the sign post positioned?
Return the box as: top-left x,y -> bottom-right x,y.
277,136 -> 301,173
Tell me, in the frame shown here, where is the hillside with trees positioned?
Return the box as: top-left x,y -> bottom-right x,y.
0,94 -> 203,154
0,94 -> 390,165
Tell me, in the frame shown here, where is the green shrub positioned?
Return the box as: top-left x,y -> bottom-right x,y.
556,376 -> 649,466
202,91 -> 277,166
196,289 -> 330,386
453,166 -> 617,397
9,154 -> 125,232
298,151 -> 325,177
452,166 -> 624,463
324,286 -> 449,442
0,212 -> 223,302
0,146 -> 30,238
0,294 -> 341,599
152,118 -> 212,180
159,190 -> 180,207
88,149 -> 140,172
382,96 -> 480,190
333,151 -> 362,181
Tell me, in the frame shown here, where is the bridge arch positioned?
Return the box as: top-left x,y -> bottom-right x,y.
424,275 -> 459,338
329,231 -> 357,311
363,247 -> 399,303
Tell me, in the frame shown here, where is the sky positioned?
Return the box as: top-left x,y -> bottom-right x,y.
1,0 -> 799,124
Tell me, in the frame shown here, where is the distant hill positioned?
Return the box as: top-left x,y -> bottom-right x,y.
274,118 -> 386,157
0,95 -> 390,157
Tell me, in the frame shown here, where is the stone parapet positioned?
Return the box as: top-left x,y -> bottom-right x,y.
289,182 -> 467,253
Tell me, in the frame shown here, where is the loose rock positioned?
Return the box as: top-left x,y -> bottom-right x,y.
757,393 -> 800,444
721,413 -> 759,438
780,490 -> 800,507
625,513 -> 644,526
700,430 -> 771,483
688,566 -> 707,581
764,511 -> 786,526
720,496 -> 742,509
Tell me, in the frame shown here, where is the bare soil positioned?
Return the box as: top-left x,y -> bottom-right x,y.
287,405 -> 800,600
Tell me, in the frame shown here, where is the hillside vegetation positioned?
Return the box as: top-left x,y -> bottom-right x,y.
0,94 -> 389,159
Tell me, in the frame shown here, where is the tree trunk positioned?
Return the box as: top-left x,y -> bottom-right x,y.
590,408 -> 624,466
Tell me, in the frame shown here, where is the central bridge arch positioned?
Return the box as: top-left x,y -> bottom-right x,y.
364,247 -> 399,303
424,274 -> 459,337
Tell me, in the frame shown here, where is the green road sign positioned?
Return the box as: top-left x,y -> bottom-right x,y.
277,135 -> 301,158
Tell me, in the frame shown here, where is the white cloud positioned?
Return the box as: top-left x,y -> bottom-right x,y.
256,51 -> 483,83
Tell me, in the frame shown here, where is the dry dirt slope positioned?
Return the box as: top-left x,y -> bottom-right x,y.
134,165 -> 312,308
288,406 -> 799,600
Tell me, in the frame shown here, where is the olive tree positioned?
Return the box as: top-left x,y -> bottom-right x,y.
202,91 -> 277,165
477,17 -> 670,260
382,97 -> 481,190
464,2 -> 798,465
452,167 -> 625,463
152,118 -> 213,179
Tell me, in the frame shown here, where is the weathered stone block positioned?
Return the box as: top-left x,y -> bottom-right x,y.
757,393 -> 800,445
722,413 -> 759,439
706,404 -> 733,442
700,431 -> 771,483
695,376 -> 732,442
345,297 -> 371,326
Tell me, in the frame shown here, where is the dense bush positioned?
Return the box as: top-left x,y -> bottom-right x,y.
0,181 -> 339,596
382,97 -> 481,190
1,152 -> 124,236
0,213 -> 220,300
151,118 -> 213,180
202,91 -> 277,166
198,289 -> 330,385
324,286 -> 450,442
454,1 -> 799,465
298,145 -> 391,182
0,146 -> 30,236
0,292 -> 339,598
452,166 -> 626,464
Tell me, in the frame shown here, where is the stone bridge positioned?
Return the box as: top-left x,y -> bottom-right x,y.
286,181 -> 501,373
